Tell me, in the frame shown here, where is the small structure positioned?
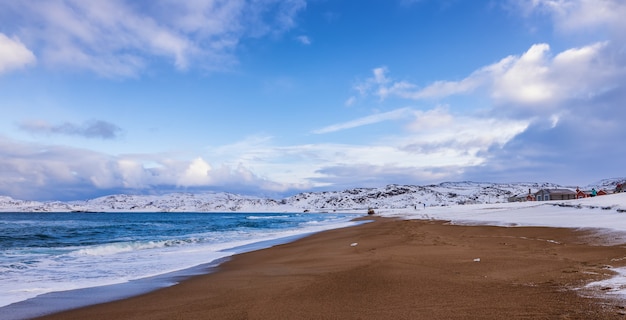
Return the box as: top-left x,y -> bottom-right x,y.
535,189 -> 576,201
615,183 -> 626,193
575,187 -> 587,199
508,189 -> 536,202
507,195 -> 525,202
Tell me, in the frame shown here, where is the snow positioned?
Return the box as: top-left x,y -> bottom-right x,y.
0,180 -> 614,213
377,193 -> 626,231
375,192 -> 626,300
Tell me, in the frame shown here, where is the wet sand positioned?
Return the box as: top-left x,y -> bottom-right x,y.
37,217 -> 626,319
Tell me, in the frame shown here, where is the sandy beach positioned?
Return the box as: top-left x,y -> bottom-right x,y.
37,217 -> 626,319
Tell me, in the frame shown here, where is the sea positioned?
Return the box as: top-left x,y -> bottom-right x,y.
0,211 -> 364,319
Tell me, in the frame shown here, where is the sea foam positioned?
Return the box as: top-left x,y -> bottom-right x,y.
0,212 -> 362,310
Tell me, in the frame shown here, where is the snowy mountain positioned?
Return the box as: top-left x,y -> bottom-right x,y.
587,177 -> 626,191
0,180 -> 623,213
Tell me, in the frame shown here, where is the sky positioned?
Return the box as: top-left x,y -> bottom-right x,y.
0,0 -> 625,201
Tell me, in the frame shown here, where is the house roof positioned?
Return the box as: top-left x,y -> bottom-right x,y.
536,188 -> 575,195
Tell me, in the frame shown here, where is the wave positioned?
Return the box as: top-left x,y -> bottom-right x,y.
0,212 -> 363,311
246,215 -> 288,220
70,238 -> 200,256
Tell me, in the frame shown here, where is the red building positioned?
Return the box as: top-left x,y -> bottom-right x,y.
575,187 -> 608,198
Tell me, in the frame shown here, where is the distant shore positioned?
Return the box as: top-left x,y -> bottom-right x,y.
37,217 -> 626,320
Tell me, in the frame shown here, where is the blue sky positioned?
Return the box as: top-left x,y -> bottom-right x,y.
0,0 -> 625,201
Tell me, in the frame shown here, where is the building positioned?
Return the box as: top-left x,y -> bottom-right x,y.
508,189 -> 536,202
535,189 -> 576,201
507,194 -> 527,202
575,187 -> 587,199
576,187 -> 609,198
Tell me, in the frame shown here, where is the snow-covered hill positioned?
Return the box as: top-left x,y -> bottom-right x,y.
1,179 -> 623,213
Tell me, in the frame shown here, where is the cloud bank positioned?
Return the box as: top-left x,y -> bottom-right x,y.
0,0 -> 306,77
19,120 -> 123,139
0,136 -> 301,201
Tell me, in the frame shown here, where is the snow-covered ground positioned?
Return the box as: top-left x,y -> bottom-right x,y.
378,192 -> 626,231
376,192 -> 626,300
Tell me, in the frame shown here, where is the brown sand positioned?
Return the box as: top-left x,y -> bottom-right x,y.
37,217 -> 626,319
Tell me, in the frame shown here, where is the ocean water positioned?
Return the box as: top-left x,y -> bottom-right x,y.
0,211 -> 363,318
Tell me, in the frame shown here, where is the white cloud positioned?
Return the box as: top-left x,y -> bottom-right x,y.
356,40 -> 623,116
296,35 -> 311,45
490,41 -> 623,111
10,0 -> 197,76
344,96 -> 356,106
179,157 -> 212,186
404,77 -> 482,100
490,43 -> 555,105
0,33 -> 36,74
353,65 -> 483,101
117,159 -> 146,189
512,0 -> 626,33
213,107 -> 529,188
353,66 -> 393,99
0,0 -> 306,77
396,107 -> 530,167
312,108 -> 414,134
405,106 -> 454,130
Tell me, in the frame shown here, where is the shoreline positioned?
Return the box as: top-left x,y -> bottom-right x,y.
35,216 -> 626,319
1,257 -> 227,320
2,219 -> 368,320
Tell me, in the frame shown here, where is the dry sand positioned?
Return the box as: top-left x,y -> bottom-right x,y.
37,217 -> 626,319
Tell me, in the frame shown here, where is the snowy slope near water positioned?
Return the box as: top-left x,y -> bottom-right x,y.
1,180 -> 610,213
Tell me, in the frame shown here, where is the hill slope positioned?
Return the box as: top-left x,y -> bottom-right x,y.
3,180 -> 619,212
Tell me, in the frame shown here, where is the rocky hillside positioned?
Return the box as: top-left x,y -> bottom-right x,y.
3,180 -> 615,212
